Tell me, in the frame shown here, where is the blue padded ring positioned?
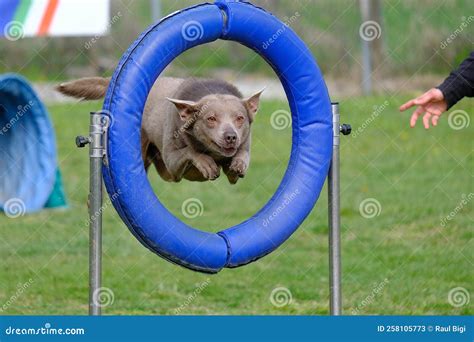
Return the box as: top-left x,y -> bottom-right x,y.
102,1 -> 332,273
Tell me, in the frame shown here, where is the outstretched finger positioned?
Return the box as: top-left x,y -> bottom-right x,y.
410,107 -> 424,127
413,92 -> 434,106
400,99 -> 416,112
422,112 -> 432,129
432,115 -> 440,127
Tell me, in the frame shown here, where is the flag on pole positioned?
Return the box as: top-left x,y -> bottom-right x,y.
1,0 -> 110,40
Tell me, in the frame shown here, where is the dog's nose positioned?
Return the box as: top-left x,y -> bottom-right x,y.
224,131 -> 237,144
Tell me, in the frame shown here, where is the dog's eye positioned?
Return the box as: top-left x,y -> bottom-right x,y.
236,116 -> 245,122
207,116 -> 217,122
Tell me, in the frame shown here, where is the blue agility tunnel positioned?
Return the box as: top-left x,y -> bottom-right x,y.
102,1 -> 332,273
0,74 -> 67,215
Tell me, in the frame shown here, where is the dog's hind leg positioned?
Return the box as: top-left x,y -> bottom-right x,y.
142,129 -> 174,181
147,144 -> 174,181
141,130 -> 153,172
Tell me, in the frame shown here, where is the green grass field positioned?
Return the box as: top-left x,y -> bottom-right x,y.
0,96 -> 472,315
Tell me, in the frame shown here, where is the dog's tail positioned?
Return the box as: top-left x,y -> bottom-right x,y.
56,77 -> 111,100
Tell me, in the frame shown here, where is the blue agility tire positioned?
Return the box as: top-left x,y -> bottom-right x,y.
102,1 -> 332,273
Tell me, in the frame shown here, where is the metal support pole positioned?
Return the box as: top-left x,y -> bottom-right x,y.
361,38 -> 373,95
150,0 -> 162,23
76,112 -> 108,316
328,102 -> 342,315
360,0 -> 373,95
328,102 -> 351,316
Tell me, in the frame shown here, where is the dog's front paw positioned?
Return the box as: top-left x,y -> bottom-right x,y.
229,158 -> 247,177
226,158 -> 247,184
192,153 -> 220,180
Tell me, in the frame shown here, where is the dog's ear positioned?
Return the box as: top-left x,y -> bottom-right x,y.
166,98 -> 199,122
242,88 -> 265,122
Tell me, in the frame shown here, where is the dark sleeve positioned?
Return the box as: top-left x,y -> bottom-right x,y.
436,51 -> 474,109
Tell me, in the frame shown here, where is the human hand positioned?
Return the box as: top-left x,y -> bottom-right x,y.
399,88 -> 448,129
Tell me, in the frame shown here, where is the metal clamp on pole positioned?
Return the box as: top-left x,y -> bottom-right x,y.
328,102 -> 351,316
76,112 -> 109,316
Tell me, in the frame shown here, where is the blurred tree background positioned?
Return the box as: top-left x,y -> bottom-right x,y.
0,0 -> 472,82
